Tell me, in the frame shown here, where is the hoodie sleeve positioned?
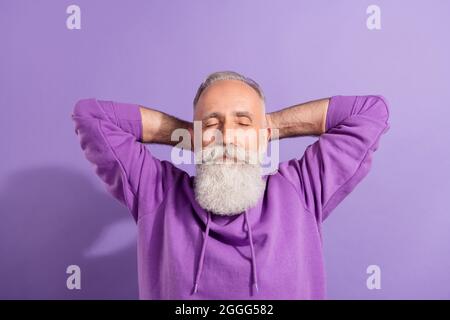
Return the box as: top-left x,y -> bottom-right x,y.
71,98 -> 182,221
277,95 -> 390,223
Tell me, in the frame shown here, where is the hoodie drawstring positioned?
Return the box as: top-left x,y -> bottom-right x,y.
191,210 -> 259,296
192,211 -> 211,294
244,210 -> 259,295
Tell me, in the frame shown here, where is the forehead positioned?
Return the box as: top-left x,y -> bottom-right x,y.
194,79 -> 262,118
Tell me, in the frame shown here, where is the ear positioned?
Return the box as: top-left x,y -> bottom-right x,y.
187,125 -> 194,151
266,126 -> 272,142
265,114 -> 273,140
258,127 -> 271,154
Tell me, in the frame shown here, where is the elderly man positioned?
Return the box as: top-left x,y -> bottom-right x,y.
72,71 -> 390,299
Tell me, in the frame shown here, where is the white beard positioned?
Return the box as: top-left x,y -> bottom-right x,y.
193,144 -> 266,216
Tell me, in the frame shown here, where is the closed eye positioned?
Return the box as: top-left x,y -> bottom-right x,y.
236,115 -> 252,126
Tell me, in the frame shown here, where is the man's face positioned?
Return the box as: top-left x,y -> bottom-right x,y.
192,79 -> 270,215
193,79 -> 270,160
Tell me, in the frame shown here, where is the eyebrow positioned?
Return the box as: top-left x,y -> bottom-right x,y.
201,112 -> 222,121
234,111 -> 253,120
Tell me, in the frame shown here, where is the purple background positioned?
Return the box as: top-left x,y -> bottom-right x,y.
1,0 -> 449,299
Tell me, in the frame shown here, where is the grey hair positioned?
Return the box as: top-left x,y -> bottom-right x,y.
193,70 -> 266,110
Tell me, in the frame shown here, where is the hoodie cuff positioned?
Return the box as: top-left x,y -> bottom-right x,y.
325,95 -> 358,132
97,99 -> 143,142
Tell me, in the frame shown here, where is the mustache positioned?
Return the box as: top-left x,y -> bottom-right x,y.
196,144 -> 260,164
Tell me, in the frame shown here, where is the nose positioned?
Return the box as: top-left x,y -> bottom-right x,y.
222,122 -> 236,146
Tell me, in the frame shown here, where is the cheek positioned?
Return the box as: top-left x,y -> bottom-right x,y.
235,128 -> 260,151
202,128 -> 220,146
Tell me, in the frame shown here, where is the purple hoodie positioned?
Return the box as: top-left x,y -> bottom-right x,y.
71,95 -> 390,299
